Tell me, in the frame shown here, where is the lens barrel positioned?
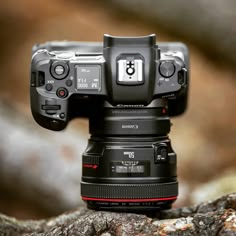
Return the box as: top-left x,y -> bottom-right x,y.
81,99 -> 178,212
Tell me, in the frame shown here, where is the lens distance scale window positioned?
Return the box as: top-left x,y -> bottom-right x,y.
111,161 -> 149,177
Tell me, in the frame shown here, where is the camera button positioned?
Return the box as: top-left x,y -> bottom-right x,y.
57,87 -> 68,98
45,83 -> 53,91
65,79 -> 73,87
159,61 -> 175,78
54,65 -> 65,75
60,113 -> 65,119
154,144 -> 168,163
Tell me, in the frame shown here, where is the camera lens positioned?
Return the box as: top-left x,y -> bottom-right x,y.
81,99 -> 178,212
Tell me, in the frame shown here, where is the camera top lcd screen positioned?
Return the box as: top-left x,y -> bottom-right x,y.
76,65 -> 101,90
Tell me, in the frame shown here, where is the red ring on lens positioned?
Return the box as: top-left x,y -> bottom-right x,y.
82,196 -> 177,202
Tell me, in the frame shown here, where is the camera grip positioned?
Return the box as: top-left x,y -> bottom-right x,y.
31,89 -> 68,131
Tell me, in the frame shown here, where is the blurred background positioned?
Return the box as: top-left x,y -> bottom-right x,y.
0,0 -> 235,219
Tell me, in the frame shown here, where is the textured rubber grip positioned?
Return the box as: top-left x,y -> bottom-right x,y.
81,181 -> 178,199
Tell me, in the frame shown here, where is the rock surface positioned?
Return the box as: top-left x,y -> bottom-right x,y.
0,193 -> 236,236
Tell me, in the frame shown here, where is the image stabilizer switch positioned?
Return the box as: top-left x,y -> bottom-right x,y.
154,143 -> 168,163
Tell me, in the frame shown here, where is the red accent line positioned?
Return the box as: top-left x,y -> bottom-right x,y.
82,196 -> 177,202
83,164 -> 98,169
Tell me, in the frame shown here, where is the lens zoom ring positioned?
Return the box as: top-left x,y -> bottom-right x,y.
81,182 -> 178,199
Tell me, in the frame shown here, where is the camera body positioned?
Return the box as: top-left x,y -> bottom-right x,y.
30,34 -> 189,211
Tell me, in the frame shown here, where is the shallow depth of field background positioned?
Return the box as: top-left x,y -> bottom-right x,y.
0,0 -> 235,219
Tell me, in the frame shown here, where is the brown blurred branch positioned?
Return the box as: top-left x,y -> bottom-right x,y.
0,100 -> 86,216
106,0 -> 236,67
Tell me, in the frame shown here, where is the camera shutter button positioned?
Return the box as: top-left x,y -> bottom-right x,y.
54,65 -> 65,75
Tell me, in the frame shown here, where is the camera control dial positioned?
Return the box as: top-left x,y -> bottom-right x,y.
159,61 -> 175,78
50,61 -> 69,79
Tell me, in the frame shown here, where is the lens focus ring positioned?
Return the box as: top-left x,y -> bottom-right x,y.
81,181 -> 178,199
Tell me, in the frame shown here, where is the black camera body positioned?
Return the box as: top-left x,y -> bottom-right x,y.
30,34 -> 189,212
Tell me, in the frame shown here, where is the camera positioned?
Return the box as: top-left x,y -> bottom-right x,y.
30,34 -> 189,212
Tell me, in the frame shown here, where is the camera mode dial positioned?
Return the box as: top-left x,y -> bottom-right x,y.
159,61 -> 175,78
